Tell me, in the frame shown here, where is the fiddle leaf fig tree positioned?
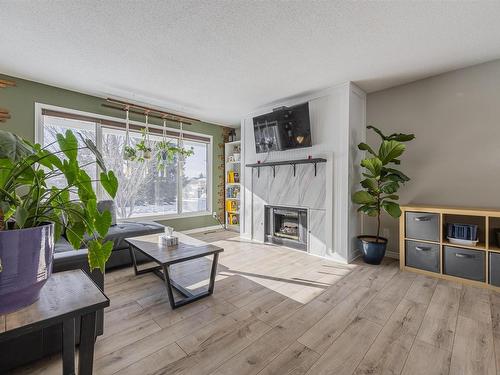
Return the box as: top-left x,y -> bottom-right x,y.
0,129 -> 118,272
352,126 -> 415,242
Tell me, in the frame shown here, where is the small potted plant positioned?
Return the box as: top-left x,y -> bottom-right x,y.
352,126 -> 415,264
0,130 -> 118,313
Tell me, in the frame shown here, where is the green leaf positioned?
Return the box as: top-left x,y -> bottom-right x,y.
380,181 -> 400,194
79,135 -> 107,173
360,178 -> 378,191
352,191 -> 376,205
357,142 -> 376,156
66,221 -> 85,249
94,210 -> 112,238
378,140 -> 406,165
385,168 -> 410,182
387,133 -> 415,142
88,240 -> 113,272
361,158 -> 382,177
76,169 -> 96,202
0,130 -> 34,162
14,206 -> 28,228
100,171 -> 118,198
382,201 -> 402,218
382,194 -> 399,201
367,125 -> 388,140
57,130 -> 78,161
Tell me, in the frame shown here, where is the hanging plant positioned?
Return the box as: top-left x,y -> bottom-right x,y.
156,140 -> 194,170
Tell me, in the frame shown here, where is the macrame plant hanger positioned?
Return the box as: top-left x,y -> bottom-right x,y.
178,121 -> 185,162
143,112 -> 151,159
123,107 -> 131,159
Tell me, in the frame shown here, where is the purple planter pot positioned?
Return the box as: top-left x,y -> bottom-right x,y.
0,223 -> 54,314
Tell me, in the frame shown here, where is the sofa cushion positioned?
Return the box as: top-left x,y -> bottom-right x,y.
54,237 -> 74,254
103,221 -> 164,250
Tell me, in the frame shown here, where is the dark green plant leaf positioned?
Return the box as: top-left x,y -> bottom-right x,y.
76,169 -> 96,202
57,130 -> 78,161
352,191 -> 376,205
0,130 -> 34,162
382,201 -> 402,218
384,168 -> 410,182
380,181 -> 400,194
378,140 -> 405,165
360,178 -> 378,191
79,135 -> 107,173
367,125 -> 388,140
387,133 -> 415,142
100,171 -> 118,198
66,221 -> 85,250
14,206 -> 28,228
382,194 -> 399,201
357,204 -> 379,217
357,142 -> 376,155
88,240 -> 113,272
360,158 -> 382,177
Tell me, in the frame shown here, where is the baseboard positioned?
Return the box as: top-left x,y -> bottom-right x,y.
182,225 -> 224,234
385,250 -> 400,259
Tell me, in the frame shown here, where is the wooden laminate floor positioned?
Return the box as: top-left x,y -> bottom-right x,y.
12,230 -> 500,375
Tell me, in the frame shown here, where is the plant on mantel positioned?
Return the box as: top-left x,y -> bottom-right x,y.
352,125 -> 414,264
0,129 -> 118,272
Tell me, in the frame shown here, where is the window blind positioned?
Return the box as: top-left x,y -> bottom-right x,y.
42,109 -> 211,143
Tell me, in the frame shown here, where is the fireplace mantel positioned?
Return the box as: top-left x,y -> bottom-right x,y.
246,157 -> 327,177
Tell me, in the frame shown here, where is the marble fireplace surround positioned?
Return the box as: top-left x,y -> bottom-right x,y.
251,161 -> 328,257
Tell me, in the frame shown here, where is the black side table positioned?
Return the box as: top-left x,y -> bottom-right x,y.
0,269 -> 109,375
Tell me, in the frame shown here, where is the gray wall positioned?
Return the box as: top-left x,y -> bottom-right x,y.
365,59 -> 500,254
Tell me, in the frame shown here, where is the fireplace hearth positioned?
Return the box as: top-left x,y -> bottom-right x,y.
265,205 -> 307,251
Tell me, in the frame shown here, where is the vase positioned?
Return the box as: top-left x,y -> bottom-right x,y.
358,235 -> 388,265
0,223 -> 54,314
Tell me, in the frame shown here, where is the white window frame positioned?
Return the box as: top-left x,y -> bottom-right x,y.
35,102 -> 213,221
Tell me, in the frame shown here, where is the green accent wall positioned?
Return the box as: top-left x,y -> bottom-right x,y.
0,73 -> 226,231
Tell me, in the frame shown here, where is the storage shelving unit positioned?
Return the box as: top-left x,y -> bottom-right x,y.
400,205 -> 500,290
224,140 -> 241,231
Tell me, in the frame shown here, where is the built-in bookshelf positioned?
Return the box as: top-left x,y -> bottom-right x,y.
224,140 -> 241,231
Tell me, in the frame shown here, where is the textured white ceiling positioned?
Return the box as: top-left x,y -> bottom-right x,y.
1,1 -> 500,126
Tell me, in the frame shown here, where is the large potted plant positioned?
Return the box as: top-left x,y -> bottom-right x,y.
352,126 -> 415,264
0,130 -> 118,313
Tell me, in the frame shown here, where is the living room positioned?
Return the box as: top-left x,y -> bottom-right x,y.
1,2 -> 500,375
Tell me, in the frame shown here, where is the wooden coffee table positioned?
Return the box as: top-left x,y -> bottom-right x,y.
125,234 -> 224,309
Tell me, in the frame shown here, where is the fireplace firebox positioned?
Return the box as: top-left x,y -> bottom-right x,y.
264,205 -> 307,251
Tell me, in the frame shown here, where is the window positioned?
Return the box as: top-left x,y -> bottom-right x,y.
38,106 -> 212,220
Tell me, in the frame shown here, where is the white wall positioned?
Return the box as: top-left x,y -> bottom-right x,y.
365,59 -> 500,256
240,82 -> 366,263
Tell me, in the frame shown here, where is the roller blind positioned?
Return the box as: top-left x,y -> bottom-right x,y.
42,109 -> 211,143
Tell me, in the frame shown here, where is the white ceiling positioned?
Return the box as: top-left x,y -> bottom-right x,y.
1,1 -> 500,126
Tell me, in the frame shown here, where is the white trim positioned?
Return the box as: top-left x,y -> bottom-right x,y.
181,225 -> 224,234
35,102 -> 214,219
119,211 -> 212,222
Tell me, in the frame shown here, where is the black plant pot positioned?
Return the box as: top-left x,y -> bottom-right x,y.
358,235 -> 388,265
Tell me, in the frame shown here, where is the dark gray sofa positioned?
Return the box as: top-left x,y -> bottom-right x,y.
0,220 -> 164,373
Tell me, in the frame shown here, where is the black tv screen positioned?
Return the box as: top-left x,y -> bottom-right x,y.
253,102 -> 311,153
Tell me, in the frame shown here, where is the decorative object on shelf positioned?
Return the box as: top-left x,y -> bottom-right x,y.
0,130 -> 118,314
447,223 -> 478,246
228,128 -> 236,142
352,125 -> 415,264
0,79 -> 16,123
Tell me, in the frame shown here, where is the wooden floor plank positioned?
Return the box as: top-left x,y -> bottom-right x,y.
450,315 -> 496,375
416,282 -> 460,351
401,339 -> 451,375
256,341 -> 320,375
305,317 -> 382,375
354,298 -> 428,375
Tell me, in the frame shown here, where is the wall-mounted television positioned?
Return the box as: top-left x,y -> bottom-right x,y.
253,102 -> 311,153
